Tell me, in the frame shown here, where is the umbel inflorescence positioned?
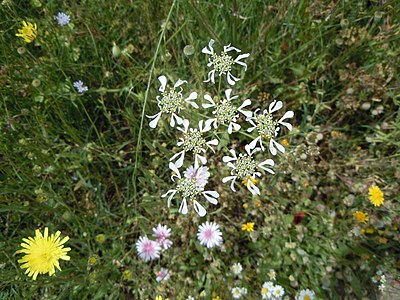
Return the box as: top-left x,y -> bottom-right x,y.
147,39 -> 294,213
141,38 -> 294,259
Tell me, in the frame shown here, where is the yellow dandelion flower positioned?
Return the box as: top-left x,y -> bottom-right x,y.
16,21 -> 37,43
16,227 -> 71,280
332,130 -> 342,138
353,211 -> 368,223
368,185 -> 384,207
242,176 -> 258,187
242,222 -> 254,232
281,139 -> 289,146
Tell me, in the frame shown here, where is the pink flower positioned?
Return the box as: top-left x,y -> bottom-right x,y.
184,165 -> 210,187
152,224 -> 173,250
136,236 -> 161,261
197,221 -> 223,248
156,268 -> 170,282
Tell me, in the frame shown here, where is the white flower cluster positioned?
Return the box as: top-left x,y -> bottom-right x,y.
146,39 -> 294,219
371,270 -> 386,291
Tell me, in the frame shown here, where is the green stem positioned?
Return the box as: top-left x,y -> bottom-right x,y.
131,0 -> 177,202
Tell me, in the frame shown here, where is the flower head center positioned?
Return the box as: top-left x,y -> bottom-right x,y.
214,99 -> 237,124
176,178 -> 203,201
182,130 -> 206,154
158,87 -> 184,114
304,295 -> 311,300
255,113 -> 278,139
211,52 -> 234,74
233,154 -> 256,179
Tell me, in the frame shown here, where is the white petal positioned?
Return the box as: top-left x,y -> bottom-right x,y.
222,176 -> 237,192
170,150 -> 185,168
234,53 -> 250,64
203,94 -> 215,108
269,100 -> 283,114
193,200 -> 207,217
225,88 -> 232,100
245,137 -> 260,154
204,118 -> 217,131
195,154 -> 207,168
278,111 -> 294,130
204,70 -> 216,84
168,162 -> 181,180
207,139 -> 218,146
224,44 -> 241,52
179,198 -> 188,214
202,39 -> 215,55
272,139 -> 285,154
234,53 -> 250,69
177,119 -> 190,133
158,75 -> 167,92
161,190 -> 177,208
227,71 -> 239,86
231,122 -> 241,132
223,155 -> 236,163
247,126 -> 255,132
258,159 -> 275,174
147,112 -> 162,129
247,180 -> 260,195
174,79 -> 187,88
228,122 -> 233,134
202,191 -> 219,205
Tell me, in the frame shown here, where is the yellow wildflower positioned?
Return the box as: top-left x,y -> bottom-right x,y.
242,222 -> 254,232
281,139 -> 289,146
332,130 -> 342,137
16,21 -> 37,43
16,227 -> 71,280
255,201 -> 261,207
368,185 -> 384,207
353,211 -> 368,224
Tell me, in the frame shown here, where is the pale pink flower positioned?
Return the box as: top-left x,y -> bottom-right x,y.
156,268 -> 170,282
136,236 -> 161,261
152,224 -> 172,250
197,221 -> 223,248
184,165 -> 210,187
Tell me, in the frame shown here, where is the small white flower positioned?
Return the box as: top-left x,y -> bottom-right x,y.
296,289 -> 315,300
203,89 -> 252,134
183,165 -> 210,187
147,75 -> 198,128
197,221 -> 223,248
240,287 -> 248,296
156,268 -> 170,282
222,147 -> 275,195
272,285 -> 285,299
231,262 -> 243,275
136,236 -> 161,261
170,119 -> 218,169
231,287 -> 242,299
268,269 -> 276,281
246,100 -> 294,155
55,12 -> 70,26
73,80 -> 88,93
202,39 -> 250,86
152,224 -> 172,250
261,281 -> 274,299
186,297 -> 195,300
162,163 -> 219,217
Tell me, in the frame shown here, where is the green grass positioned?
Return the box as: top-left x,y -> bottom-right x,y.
1,0 -> 400,299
